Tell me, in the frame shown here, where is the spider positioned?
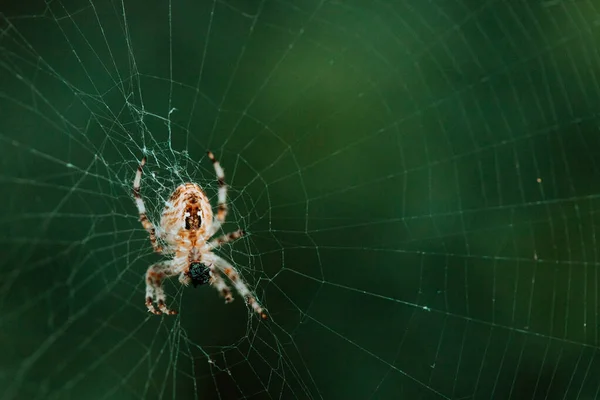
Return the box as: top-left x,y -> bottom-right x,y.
133,151 -> 266,319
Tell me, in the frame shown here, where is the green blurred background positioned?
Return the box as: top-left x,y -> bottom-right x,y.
2,0 -> 600,399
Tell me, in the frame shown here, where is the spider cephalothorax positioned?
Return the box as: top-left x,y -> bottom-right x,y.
133,151 -> 266,319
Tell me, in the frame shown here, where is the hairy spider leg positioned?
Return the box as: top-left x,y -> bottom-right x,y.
208,268 -> 234,303
206,151 -> 228,236
133,157 -> 163,253
208,229 -> 245,250
145,261 -> 178,315
209,254 -> 267,319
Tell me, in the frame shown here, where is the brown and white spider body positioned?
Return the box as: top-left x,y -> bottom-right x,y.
133,151 -> 266,319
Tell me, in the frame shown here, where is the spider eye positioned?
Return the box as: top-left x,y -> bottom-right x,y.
188,262 -> 211,287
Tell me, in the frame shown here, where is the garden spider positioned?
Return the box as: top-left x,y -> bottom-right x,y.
133,151 -> 266,319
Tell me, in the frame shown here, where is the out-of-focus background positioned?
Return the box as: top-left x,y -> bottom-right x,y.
2,0 -> 600,399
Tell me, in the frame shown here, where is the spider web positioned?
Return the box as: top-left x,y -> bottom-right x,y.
1,0 -> 600,398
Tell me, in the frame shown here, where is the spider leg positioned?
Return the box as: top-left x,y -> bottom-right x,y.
178,272 -> 192,286
208,229 -> 245,250
208,268 -> 234,303
133,156 -> 163,253
209,254 -> 267,319
145,261 -> 178,315
207,151 -> 228,225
